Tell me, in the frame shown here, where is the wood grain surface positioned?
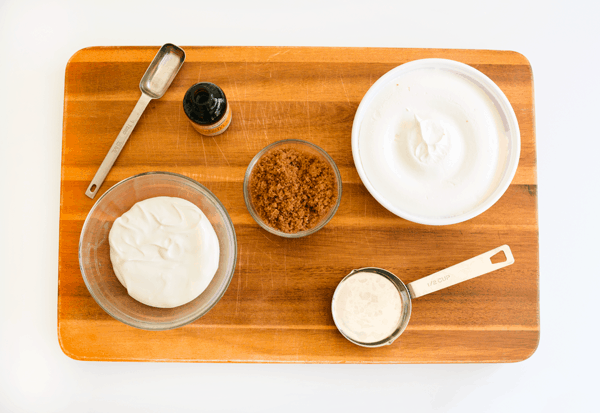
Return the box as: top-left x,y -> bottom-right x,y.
58,46 -> 539,363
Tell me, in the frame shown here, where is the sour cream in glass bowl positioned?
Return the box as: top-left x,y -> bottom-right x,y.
78,172 -> 237,330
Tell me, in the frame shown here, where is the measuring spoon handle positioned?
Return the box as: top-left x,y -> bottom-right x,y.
85,93 -> 153,199
407,245 -> 515,299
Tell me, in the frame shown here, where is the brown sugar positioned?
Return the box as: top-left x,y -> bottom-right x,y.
249,147 -> 338,233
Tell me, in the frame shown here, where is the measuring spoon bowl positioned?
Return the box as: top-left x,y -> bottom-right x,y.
140,43 -> 186,98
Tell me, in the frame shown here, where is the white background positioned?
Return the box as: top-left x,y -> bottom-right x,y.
1,0 -> 598,411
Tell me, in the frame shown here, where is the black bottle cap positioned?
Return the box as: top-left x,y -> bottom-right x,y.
183,82 -> 228,125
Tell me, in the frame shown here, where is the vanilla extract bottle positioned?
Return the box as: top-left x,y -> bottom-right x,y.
183,82 -> 232,136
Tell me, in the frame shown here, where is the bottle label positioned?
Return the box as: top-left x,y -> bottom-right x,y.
190,104 -> 232,137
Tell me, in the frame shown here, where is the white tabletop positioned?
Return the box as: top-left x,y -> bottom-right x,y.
1,0 -> 598,411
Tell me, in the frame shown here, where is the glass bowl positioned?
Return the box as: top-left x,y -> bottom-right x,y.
243,139 -> 342,238
79,172 -> 237,330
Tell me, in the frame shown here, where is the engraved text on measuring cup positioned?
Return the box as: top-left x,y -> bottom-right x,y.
427,274 -> 451,287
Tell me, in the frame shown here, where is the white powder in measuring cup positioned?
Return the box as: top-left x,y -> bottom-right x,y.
332,272 -> 402,344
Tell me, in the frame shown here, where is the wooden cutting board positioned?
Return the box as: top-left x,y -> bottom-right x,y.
58,46 -> 539,363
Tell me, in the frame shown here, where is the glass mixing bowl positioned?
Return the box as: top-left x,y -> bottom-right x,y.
78,172 -> 237,330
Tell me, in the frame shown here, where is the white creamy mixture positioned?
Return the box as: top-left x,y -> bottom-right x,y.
333,272 -> 402,344
109,196 -> 219,308
358,67 -> 508,219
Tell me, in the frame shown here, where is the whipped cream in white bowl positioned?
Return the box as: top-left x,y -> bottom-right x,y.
352,59 -> 520,225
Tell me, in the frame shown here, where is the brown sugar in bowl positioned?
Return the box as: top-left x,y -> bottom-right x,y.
243,139 -> 342,238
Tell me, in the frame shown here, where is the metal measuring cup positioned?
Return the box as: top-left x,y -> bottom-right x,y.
331,245 -> 515,348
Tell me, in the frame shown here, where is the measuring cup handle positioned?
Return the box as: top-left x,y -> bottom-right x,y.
406,245 -> 515,299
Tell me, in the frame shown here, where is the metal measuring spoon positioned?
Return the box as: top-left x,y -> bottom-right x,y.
332,245 -> 515,348
85,44 -> 186,199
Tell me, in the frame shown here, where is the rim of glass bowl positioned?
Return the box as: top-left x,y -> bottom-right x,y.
78,171 -> 238,331
351,58 -> 521,226
243,139 -> 342,238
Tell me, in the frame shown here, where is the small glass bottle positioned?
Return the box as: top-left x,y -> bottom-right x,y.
183,82 -> 232,136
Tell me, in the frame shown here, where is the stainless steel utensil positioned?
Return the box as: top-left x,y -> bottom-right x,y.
332,245 -> 515,347
85,43 -> 186,199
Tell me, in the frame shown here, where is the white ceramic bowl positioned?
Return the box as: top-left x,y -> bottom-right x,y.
351,59 -> 520,225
